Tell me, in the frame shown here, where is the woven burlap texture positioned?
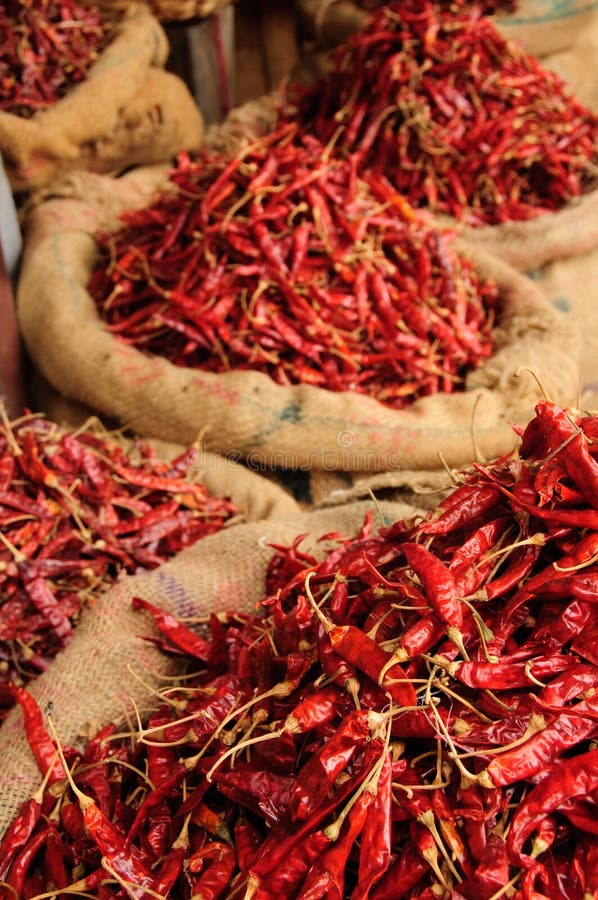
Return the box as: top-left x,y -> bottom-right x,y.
16,155 -> 581,475
308,466 -> 455,511
0,497 -> 419,838
529,248 -> 598,411
451,17 -> 598,266
494,0 -> 598,57
29,368 -> 308,522
203,92 -> 279,155
0,4 -> 204,191
29,368 -> 456,514
82,0 -> 231,21
289,16 -> 598,406
292,3 -> 598,273
448,193 -> 598,416
453,35 -> 598,410
150,0 -> 231,20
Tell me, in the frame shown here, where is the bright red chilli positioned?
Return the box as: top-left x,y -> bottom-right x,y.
0,412 -> 236,717
2,400 -> 597,896
0,0 -> 108,117
88,126 -> 498,408
285,0 -> 598,225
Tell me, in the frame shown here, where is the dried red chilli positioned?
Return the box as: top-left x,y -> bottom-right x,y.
3,399 -> 598,897
0,413 -> 235,716
0,0 -> 108,118
284,1 -> 598,225
88,126 -> 498,409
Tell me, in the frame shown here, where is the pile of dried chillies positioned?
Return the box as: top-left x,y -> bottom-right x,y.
0,0 -> 108,118
0,412 -> 236,714
2,400 -> 598,898
88,125 -> 497,408
285,1 -> 598,225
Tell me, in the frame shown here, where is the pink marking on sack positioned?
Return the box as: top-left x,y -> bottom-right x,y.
188,373 -> 240,405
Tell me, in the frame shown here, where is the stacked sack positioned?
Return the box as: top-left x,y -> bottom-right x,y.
15,2 -> 590,490
0,1 -> 204,192
0,5 -> 597,894
293,0 -> 598,411
1,401 -> 598,895
88,0 -> 232,20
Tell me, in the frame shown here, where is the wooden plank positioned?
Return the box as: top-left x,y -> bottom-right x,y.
0,156 -> 25,416
0,245 -> 25,417
258,0 -> 300,88
234,1 -> 268,105
166,1 -> 299,122
165,6 -> 235,125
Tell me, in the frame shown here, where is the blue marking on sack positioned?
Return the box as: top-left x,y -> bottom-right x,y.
158,570 -> 194,618
552,296 -> 571,312
279,403 -> 302,423
500,1 -> 598,25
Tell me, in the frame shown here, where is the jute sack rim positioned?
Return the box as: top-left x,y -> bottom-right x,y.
28,367 -> 458,515
444,189 -> 598,271
80,0 -> 232,22
296,0 -> 368,46
0,4 -> 169,183
17,160 -> 581,473
27,367 -> 302,522
0,497 -> 420,838
147,438 -> 304,522
149,0 -> 232,21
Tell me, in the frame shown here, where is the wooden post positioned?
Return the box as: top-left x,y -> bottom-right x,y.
0,240 -> 25,418
165,5 -> 235,125
0,154 -> 25,417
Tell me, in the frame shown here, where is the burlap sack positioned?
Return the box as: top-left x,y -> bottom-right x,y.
31,369 -> 452,515
28,370 -> 303,522
546,27 -> 598,113
150,0 -> 231,20
494,0 -> 598,57
450,34 -> 598,413
449,190 -> 598,274
442,17 -> 598,267
83,0 -> 231,20
29,369 -> 116,431
515,249 -> 598,412
16,151 -> 581,474
308,466 -> 454,511
0,496 -> 420,838
0,5 -> 204,192
296,0 -> 598,56
292,5 -> 598,275
203,92 -> 279,155
296,0 -> 370,47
